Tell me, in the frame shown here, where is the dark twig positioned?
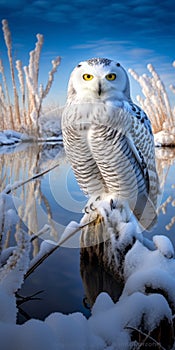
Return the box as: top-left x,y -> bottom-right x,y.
18,306 -> 32,321
4,162 -> 60,195
125,325 -> 167,350
16,290 -> 44,306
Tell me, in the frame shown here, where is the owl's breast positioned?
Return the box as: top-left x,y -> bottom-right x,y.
62,100 -> 132,136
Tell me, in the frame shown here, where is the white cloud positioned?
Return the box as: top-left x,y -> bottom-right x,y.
128,48 -> 155,58
71,39 -> 156,67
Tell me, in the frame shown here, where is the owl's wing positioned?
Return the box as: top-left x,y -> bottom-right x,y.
124,102 -> 159,206
122,102 -> 159,229
87,102 -> 159,230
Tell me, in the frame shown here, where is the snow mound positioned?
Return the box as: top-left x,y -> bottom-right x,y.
154,130 -> 175,146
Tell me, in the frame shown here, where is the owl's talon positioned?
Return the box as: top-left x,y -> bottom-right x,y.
110,198 -> 115,210
85,206 -> 89,214
90,203 -> 96,211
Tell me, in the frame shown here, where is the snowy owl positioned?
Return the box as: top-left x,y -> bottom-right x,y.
62,58 -> 159,230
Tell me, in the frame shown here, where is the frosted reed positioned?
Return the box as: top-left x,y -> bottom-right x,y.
2,19 -> 21,128
16,60 -> 26,125
170,61 -> 175,94
0,19 -> 61,136
129,64 -> 175,134
0,58 -> 14,129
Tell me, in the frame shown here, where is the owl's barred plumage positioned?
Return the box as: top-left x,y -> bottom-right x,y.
62,58 -> 159,230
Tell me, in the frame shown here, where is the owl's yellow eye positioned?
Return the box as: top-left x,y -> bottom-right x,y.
105,73 -> 116,81
83,74 -> 94,81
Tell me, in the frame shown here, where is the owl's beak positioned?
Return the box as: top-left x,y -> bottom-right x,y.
98,82 -> 102,96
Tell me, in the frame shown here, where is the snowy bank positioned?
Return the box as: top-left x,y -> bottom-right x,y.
0,130 -> 31,145
2,127 -> 175,148
0,129 -> 63,146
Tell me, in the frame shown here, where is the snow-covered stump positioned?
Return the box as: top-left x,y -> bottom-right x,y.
80,201 -> 138,280
80,200 -> 175,349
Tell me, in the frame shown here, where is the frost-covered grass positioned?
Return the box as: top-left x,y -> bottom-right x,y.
0,19 -> 61,136
129,63 -> 175,146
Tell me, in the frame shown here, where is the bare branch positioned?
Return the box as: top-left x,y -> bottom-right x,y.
125,325 -> 167,350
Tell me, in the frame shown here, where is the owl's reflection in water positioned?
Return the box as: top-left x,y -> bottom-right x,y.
80,249 -> 123,309
80,210 -> 129,309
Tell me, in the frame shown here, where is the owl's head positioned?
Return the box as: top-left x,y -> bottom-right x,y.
67,58 -> 131,102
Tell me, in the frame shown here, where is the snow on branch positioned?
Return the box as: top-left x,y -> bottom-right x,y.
25,218 -> 96,279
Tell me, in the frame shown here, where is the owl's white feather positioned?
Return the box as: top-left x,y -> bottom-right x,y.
62,58 -> 159,230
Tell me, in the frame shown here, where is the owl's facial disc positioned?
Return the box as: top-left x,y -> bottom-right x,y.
69,58 -> 131,102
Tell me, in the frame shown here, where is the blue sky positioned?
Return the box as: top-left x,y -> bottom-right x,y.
0,0 -> 175,106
